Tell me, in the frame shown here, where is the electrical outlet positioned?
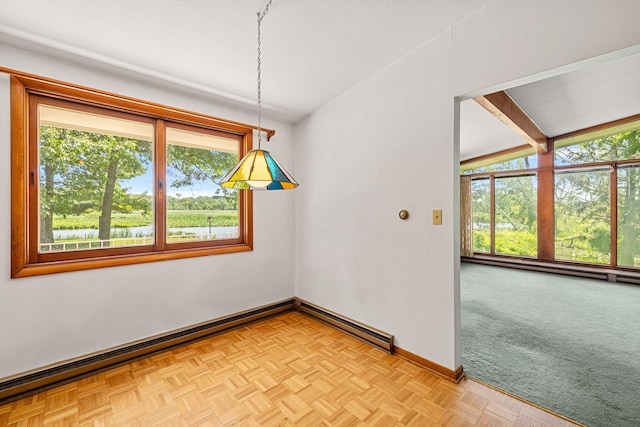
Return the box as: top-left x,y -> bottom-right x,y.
432,209 -> 442,225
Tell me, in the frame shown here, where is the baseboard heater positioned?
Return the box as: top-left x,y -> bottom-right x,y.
0,298 -> 295,404
294,298 -> 394,353
463,256 -> 640,285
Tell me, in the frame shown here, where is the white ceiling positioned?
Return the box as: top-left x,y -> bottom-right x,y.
461,51 -> 640,160
1,0 -> 638,161
459,100 -> 527,160
0,0 -> 487,122
506,52 -> 640,138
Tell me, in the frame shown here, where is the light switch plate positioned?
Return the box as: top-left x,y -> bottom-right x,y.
433,209 -> 442,225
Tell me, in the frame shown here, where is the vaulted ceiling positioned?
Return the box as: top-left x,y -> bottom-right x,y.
460,51 -> 640,160
1,0 -> 638,161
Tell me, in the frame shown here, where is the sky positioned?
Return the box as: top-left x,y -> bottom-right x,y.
121,167 -> 227,198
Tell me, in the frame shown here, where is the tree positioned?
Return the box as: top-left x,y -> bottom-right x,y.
468,155 -> 538,256
39,127 -> 241,248
39,126 -> 152,244
76,133 -> 152,242
39,127 -> 85,243
555,130 -> 640,265
166,144 -> 239,209
494,174 -> 537,256
167,195 -> 236,211
619,163 -> 640,266
471,178 -> 491,252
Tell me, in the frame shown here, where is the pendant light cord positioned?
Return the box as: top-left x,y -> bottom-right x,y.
256,0 -> 273,150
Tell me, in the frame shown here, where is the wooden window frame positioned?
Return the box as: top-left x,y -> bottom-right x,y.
462,115 -> 640,272
469,172 -> 538,257
10,72 -> 265,278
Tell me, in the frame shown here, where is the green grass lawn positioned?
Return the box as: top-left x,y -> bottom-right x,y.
52,210 -> 238,230
43,210 -> 239,250
473,229 -> 611,263
166,210 -> 237,227
473,229 -> 537,256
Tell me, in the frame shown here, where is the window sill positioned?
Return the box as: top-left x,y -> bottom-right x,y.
12,244 -> 253,278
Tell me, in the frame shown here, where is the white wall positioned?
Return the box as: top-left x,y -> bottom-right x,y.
294,0 -> 640,370
294,31 -> 458,367
3,0 -> 640,380
0,46 -> 296,378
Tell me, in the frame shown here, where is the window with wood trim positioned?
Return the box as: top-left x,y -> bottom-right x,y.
461,115 -> 640,270
462,150 -> 538,258
11,74 -> 257,277
553,122 -> 640,267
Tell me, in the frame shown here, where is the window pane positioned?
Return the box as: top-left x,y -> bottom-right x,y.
555,124 -> 640,165
618,165 -> 640,267
462,148 -> 537,174
555,169 -> 610,264
494,175 -> 537,256
165,127 -> 239,243
472,178 -> 491,253
38,105 -> 154,253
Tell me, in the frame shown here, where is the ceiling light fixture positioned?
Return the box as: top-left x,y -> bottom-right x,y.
219,0 -> 298,190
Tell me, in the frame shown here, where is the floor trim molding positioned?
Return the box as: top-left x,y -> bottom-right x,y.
294,298 -> 394,352
394,347 -> 465,383
293,299 -> 462,383
0,298 -> 295,404
1,297 -> 460,404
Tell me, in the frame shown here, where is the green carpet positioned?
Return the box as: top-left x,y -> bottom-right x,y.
461,263 -> 640,427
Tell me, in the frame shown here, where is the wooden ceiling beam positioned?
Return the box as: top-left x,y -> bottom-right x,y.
475,91 -> 548,153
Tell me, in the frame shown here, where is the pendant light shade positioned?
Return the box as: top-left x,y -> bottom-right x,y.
218,0 -> 298,191
219,148 -> 298,190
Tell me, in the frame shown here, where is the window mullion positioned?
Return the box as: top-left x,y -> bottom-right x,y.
490,175 -> 495,255
611,165 -> 618,268
155,119 -> 167,251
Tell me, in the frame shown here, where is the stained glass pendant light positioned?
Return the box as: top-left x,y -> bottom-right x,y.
219,0 -> 298,190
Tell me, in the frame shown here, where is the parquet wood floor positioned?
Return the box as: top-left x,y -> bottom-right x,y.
0,312 -> 580,426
